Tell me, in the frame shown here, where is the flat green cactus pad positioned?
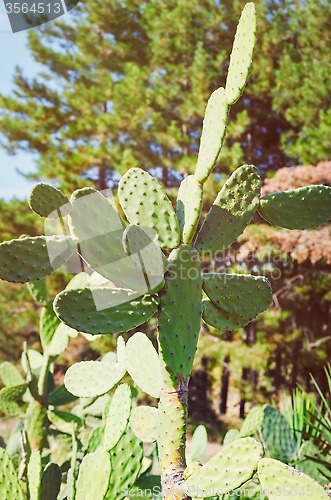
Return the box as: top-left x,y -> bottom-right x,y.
0,383 -> 27,401
76,446 -> 111,500
223,428 -> 240,447
194,88 -> 229,184
104,384 -> 132,451
0,400 -> 23,418
27,279 -> 47,303
25,400 -> 48,452
29,183 -> 71,218
202,273 -> 272,330
125,332 -> 162,398
118,167 -> 180,249
261,405 -> 298,463
258,458 -> 323,500
64,360 -> 126,398
39,462 -> 62,500
158,245 -> 202,381
297,441 -> 330,484
0,362 -> 25,387
130,406 -> 158,443
0,448 -> 24,500
106,427 -> 144,500
69,188 -> 154,292
182,437 -> 263,498
27,450 -> 41,500
239,405 -> 265,437
0,235 -> 76,283
122,224 -> 167,292
117,336 -> 126,367
177,175 -> 203,242
258,185 -> 331,229
54,287 -> 159,334
40,300 -> 61,350
225,3 -> 257,105
47,409 -> 82,434
195,165 -> 261,255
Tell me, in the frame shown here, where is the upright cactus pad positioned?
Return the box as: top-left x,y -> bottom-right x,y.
259,185 -> 331,229
122,224 -> 167,292
54,287 -> 159,334
0,362 -> 25,387
194,88 -> 229,184
118,167 -> 180,249
130,406 -> 158,443
75,446 -> 111,500
239,405 -> 265,437
261,405 -> 297,463
27,279 -> 47,303
104,384 -> 132,451
29,183 -> 71,218
27,450 -> 42,500
195,165 -> 261,255
0,383 -> 27,401
64,360 -> 126,398
40,300 -> 61,350
0,448 -> 24,500
0,235 -> 76,283
223,428 -> 240,447
258,458 -> 324,500
182,437 -> 264,498
39,462 -> 62,500
106,427 -> 144,500
25,400 -> 48,451
224,3 -> 257,105
158,245 -> 202,381
202,273 -> 272,330
116,336 -> 126,367
125,332 -> 162,398
177,175 -> 203,242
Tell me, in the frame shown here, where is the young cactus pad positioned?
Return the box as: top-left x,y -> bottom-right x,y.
29,182 -> 71,218
75,446 -> 111,500
130,405 -> 158,443
103,383 -> 132,450
0,448 -> 24,500
64,360 -> 126,397
176,175 -> 203,243
182,437 -> 264,498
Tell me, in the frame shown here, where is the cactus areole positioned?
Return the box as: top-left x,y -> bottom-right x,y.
0,4 -> 330,499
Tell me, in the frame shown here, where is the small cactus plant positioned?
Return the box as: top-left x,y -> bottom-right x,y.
1,3 -> 331,499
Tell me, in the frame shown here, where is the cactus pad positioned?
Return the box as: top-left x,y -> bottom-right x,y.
223,428 -> 240,447
158,245 -> 202,381
259,185 -> 331,229
117,336 -> 126,367
39,462 -> 62,500
54,287 -> 158,334
75,446 -> 111,500
260,405 -> 297,463
40,300 -> 61,350
0,235 -> 76,283
106,427 -> 143,500
25,400 -> 48,451
47,409 -> 82,434
194,88 -> 229,184
27,450 -> 41,500
239,405 -> 265,437
0,448 -> 24,500
122,224 -> 167,292
225,3 -> 257,105
258,458 -> 323,500
130,406 -> 158,443
0,383 -> 27,401
118,167 -> 180,249
202,273 -> 272,330
195,165 -> 261,255
104,384 -> 132,451
64,360 -> 126,398
182,437 -> 264,497
29,183 -> 71,218
0,362 -> 25,387
125,332 -> 162,398
177,175 -> 203,242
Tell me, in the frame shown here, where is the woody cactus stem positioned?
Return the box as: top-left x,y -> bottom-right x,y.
158,382 -> 189,500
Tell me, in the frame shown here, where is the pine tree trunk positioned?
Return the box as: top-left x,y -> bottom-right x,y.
220,355 -> 230,415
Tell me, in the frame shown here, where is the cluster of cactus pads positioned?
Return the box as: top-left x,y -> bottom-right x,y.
1,3 -> 331,499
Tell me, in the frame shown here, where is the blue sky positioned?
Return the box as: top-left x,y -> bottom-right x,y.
0,4 -> 51,201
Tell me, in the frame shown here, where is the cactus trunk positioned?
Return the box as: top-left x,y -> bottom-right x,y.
158,381 -> 190,500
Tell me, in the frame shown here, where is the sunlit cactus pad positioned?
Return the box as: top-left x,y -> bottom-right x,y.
119,167 -> 180,249
54,287 -> 159,334
0,235 -> 76,283
29,183 -> 71,218
259,185 -> 331,229
195,165 -> 261,255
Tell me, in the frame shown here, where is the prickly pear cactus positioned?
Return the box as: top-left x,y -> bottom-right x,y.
0,4 -> 329,499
